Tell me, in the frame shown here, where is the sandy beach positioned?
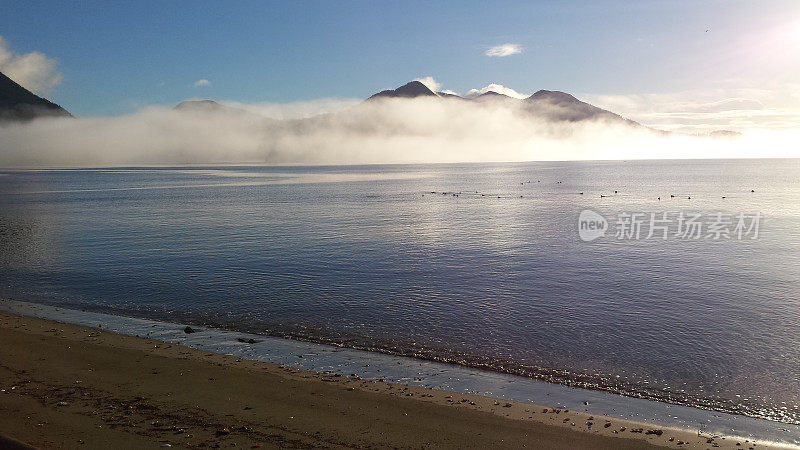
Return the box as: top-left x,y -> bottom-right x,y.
0,312 -> 769,449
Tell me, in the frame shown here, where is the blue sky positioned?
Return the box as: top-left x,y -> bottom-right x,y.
1,0 -> 799,117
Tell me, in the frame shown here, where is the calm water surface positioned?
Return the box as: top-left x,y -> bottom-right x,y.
1,160 -> 799,423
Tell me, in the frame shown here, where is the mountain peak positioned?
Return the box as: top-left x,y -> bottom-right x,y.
173,99 -> 223,112
527,90 -> 579,103
0,71 -> 72,121
471,91 -> 514,102
477,91 -> 507,97
367,81 -> 437,100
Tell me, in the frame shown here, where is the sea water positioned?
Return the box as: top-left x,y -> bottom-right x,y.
1,159 -> 798,424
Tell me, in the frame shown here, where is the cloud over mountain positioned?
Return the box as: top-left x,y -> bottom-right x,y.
413,76 -> 442,93
0,36 -> 63,94
464,84 -> 528,99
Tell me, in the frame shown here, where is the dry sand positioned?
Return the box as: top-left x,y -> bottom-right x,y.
0,312 -> 769,449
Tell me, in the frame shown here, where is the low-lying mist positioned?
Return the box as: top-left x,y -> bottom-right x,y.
0,97 -> 797,167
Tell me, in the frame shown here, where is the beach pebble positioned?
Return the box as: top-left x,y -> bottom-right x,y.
183,326 -> 196,334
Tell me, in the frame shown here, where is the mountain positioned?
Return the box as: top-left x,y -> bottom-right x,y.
173,99 -> 227,112
0,71 -> 72,121
436,91 -> 464,99
367,81 -> 438,100
173,99 -> 258,118
469,91 -> 516,103
367,81 -> 642,127
524,89 -> 633,123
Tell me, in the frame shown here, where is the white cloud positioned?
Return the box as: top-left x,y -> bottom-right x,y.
485,43 -> 522,57
193,79 -> 211,87
464,83 -> 528,99
440,89 -> 461,97
413,76 -> 441,93
0,36 -> 63,94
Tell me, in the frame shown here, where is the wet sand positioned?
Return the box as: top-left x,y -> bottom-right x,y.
0,312 -> 766,449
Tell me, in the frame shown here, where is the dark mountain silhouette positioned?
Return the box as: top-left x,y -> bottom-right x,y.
0,71 -> 72,121
367,81 -> 438,100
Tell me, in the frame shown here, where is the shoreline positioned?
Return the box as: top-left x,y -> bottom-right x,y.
4,299 -> 796,430
0,301 -> 794,448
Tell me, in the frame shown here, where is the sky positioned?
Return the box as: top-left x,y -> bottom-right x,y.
1,0 -> 799,131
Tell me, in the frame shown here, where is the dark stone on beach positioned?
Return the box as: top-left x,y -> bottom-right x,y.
183,326 -> 196,334
236,337 -> 260,344
646,429 -> 663,436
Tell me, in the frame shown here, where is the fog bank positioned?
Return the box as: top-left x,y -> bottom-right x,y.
0,97 -> 797,167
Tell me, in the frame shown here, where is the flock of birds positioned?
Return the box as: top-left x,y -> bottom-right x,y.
420,180 -> 756,201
